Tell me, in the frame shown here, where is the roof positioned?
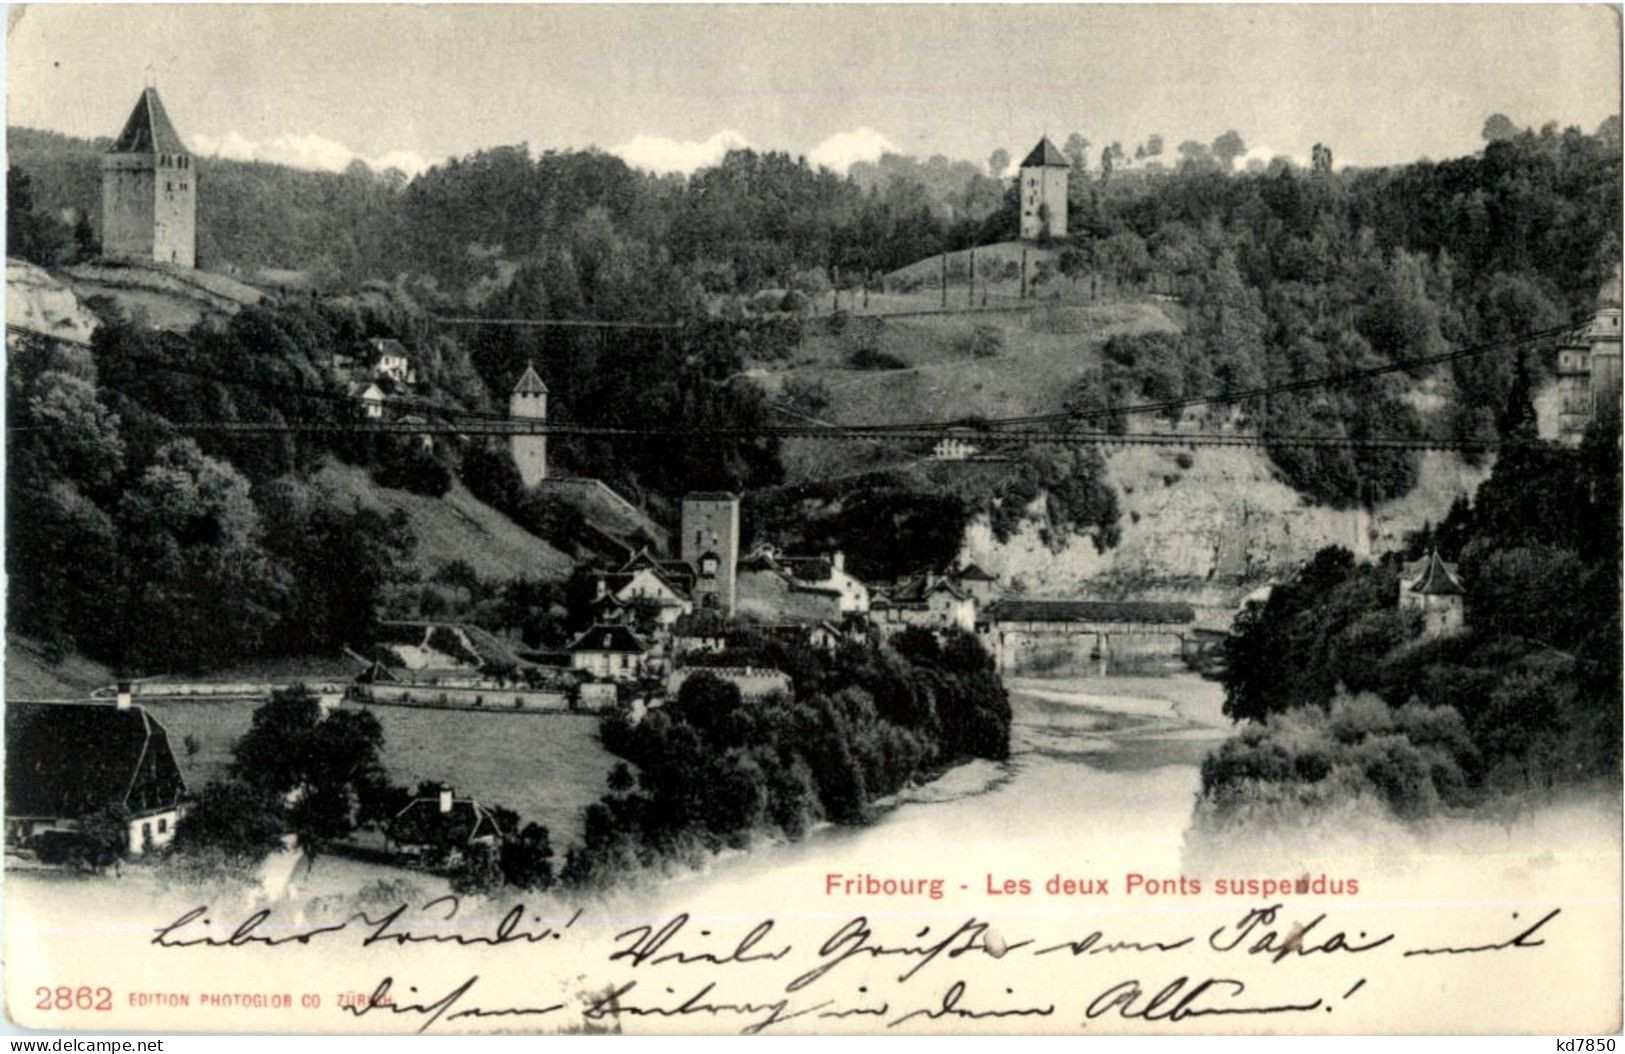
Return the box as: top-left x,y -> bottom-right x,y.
951,562 -> 997,582
1406,551 -> 1465,596
513,362 -> 549,395
355,660 -> 401,684
985,599 -> 1196,625
1020,137 -> 1069,169
780,557 -> 834,582
391,796 -> 505,845
5,702 -> 187,819
368,337 -> 409,359
109,88 -> 189,155
684,491 -> 739,503
889,573 -> 970,604
567,623 -> 648,654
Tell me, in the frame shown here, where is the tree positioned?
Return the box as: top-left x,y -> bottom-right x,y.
497,822 -> 555,889
1144,134 -> 1165,158
987,148 -> 1010,179
6,166 -> 68,265
1063,134 -> 1091,171
1482,113 -> 1521,143
1311,143 -> 1335,173
115,440 -> 287,671
1211,130 -> 1247,169
1177,140 -> 1212,169
172,781 -> 285,864
231,686 -> 390,868
1099,146 -> 1114,182
72,212 -> 98,262
1498,349 -> 1539,441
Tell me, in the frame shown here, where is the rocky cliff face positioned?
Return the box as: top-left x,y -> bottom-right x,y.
960,445 -> 1489,611
6,259 -> 100,344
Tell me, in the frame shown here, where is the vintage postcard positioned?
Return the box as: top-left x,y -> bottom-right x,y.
3,3 -> 1621,1037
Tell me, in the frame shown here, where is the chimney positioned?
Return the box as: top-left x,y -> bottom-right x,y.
832,551 -> 845,574
438,787 -> 454,814
116,681 -> 133,710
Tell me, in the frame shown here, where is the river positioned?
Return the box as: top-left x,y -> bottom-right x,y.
639,673 -> 1233,917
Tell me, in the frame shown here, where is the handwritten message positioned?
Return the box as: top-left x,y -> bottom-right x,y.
141,897 -> 1564,1034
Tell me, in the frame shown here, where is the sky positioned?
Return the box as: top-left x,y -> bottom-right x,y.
7,4 -> 1621,179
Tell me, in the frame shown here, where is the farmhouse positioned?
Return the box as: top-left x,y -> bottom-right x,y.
4,696 -> 188,855
388,786 -> 504,855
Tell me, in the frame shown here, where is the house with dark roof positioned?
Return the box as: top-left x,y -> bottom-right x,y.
387,786 -> 505,857
594,548 -> 697,628
871,572 -> 977,635
367,337 -> 417,386
1399,550 -> 1466,639
5,699 -> 188,855
671,609 -> 729,660
567,623 -> 650,682
739,543 -> 870,618
946,561 -> 1001,604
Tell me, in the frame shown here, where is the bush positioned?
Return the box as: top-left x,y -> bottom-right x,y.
846,343 -> 907,371
963,323 -> 1004,358
1197,692 -> 1474,831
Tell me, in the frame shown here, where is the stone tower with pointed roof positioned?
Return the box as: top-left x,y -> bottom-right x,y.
1018,136 -> 1068,241
1399,550 -> 1466,639
510,363 -> 549,487
101,87 -> 196,268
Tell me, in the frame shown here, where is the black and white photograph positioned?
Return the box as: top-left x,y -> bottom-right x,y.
1,2 -> 1621,1037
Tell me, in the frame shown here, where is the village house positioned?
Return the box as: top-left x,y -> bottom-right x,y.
5,691 -> 188,856
367,338 -> 418,386
945,561 -> 1000,604
1399,550 -> 1467,639
567,623 -> 650,682
739,544 -> 870,614
870,572 -> 977,635
593,548 -> 697,628
669,609 -> 729,661
348,380 -> 386,419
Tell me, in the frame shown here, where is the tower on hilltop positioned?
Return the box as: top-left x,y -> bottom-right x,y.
1018,136 -> 1069,241
101,87 -> 196,268
510,363 -> 549,487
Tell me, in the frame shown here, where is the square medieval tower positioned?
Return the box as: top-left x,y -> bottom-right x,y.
101,88 -> 196,268
681,492 -> 740,616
